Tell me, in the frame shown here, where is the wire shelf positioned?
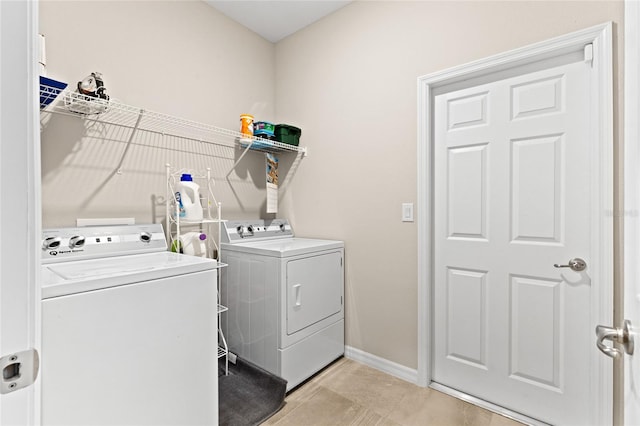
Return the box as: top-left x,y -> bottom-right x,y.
39,84 -> 306,155
40,85 -> 66,109
218,346 -> 228,359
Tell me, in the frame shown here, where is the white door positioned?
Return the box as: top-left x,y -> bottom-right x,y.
624,1 -> 640,423
0,1 -> 41,425
433,56 -> 606,425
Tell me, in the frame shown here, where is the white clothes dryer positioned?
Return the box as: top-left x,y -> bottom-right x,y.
220,219 -> 344,391
40,224 -> 221,426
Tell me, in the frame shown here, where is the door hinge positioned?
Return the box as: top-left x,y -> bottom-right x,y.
584,43 -> 594,66
0,348 -> 39,394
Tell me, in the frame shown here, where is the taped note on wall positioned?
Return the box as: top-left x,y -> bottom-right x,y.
266,153 -> 278,213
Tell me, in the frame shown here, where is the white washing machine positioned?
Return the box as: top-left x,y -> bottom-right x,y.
40,224 -> 221,426
220,219 -> 344,391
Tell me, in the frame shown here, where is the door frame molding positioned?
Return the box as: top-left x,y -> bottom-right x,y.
417,22 -> 613,424
0,0 -> 42,424
624,1 -> 640,424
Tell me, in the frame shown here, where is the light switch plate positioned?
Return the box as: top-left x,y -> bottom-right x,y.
402,203 -> 414,222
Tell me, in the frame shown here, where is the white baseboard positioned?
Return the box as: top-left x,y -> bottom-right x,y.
344,345 -> 420,385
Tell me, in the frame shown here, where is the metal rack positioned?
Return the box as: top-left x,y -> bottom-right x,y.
166,164 -> 229,375
39,83 -> 307,174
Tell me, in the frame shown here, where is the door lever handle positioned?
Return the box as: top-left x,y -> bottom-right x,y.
553,257 -> 587,272
595,320 -> 634,358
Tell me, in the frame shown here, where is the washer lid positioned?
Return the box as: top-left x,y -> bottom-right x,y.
221,237 -> 343,257
41,252 -> 221,299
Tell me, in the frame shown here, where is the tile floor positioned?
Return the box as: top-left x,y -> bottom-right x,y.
262,358 -> 526,426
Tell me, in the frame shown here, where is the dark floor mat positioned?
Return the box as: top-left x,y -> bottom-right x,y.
219,357 -> 287,426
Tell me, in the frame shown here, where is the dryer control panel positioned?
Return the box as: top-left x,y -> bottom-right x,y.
222,219 -> 292,243
41,224 -> 167,264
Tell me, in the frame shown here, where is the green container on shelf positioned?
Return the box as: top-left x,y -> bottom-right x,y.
274,124 -> 301,146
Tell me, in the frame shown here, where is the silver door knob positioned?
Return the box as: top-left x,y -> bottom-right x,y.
553,257 -> 587,272
595,320 -> 634,358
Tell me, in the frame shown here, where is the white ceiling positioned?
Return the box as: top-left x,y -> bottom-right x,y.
205,1 -> 351,43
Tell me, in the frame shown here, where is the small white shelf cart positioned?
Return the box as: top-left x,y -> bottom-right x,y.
166,164 -> 229,375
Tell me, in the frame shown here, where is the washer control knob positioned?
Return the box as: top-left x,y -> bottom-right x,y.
279,223 -> 286,232
69,235 -> 85,249
236,226 -> 245,238
42,236 -> 62,250
140,231 -> 152,243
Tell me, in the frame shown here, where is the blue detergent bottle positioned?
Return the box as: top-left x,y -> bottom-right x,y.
174,174 -> 203,221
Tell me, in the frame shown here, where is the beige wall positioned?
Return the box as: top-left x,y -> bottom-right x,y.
275,1 -> 624,369
40,0 -> 624,372
40,0 -> 277,227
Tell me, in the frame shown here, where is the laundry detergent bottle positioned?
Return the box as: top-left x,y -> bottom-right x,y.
174,173 -> 203,221
179,232 -> 207,257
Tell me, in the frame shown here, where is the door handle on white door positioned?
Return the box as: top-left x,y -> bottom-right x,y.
553,258 -> 587,272
595,320 -> 634,358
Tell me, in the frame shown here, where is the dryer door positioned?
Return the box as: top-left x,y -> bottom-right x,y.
286,251 -> 343,335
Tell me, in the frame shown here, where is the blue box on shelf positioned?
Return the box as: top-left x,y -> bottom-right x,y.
39,76 -> 68,109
